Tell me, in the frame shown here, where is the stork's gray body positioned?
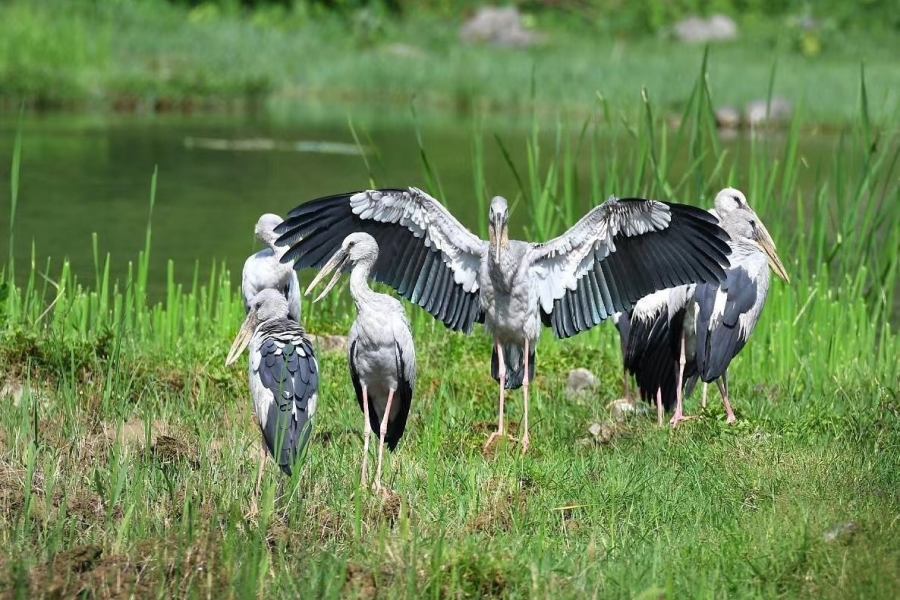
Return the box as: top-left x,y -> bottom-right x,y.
305,231 -> 415,489
624,189 -> 788,424
480,240 -> 540,387
243,214 -> 302,322
248,319 -> 318,475
349,286 -> 416,449
225,288 -> 318,484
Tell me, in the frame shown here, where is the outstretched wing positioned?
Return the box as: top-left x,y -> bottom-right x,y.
254,323 -> 319,476
276,188 -> 486,334
528,196 -> 731,339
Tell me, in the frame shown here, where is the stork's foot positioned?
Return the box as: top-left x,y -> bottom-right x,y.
520,432 -> 531,454
725,413 -> 738,425
669,414 -> 697,429
483,431 -> 507,452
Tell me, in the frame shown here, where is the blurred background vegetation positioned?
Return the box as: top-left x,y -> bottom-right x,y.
1,0 -> 898,123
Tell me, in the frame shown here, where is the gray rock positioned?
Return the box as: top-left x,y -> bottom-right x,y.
823,521 -> 858,545
674,15 -> 738,44
745,98 -> 794,127
1,381 -> 25,406
566,368 -> 598,400
715,106 -> 741,130
307,334 -> 349,355
588,422 -> 617,445
607,398 -> 648,422
460,6 -> 543,48
383,43 -> 426,59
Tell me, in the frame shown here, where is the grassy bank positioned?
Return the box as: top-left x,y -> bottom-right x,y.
1,66 -> 900,597
2,0 -> 900,124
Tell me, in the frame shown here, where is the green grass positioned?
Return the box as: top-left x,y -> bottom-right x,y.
3,0 -> 900,125
1,61 -> 899,598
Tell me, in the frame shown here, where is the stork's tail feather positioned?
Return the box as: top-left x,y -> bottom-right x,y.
491,343 -> 536,390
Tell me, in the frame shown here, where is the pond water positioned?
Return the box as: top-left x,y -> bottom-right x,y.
0,104 -> 840,300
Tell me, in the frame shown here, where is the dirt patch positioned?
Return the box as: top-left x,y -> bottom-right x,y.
314,506 -> 345,542
66,489 -> 107,523
380,490 -> 403,524
151,435 -> 199,469
18,533 -> 229,599
344,562 -> 380,600
469,493 -> 516,534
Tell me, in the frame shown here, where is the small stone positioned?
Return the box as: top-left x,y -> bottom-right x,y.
587,422 -> 617,445
0,381 -> 25,406
715,106 -> 741,130
607,398 -> 648,422
823,521 -> 858,545
460,6 -> 544,48
566,368 -> 598,400
383,43 -> 426,59
745,98 -> 794,128
674,15 -> 738,44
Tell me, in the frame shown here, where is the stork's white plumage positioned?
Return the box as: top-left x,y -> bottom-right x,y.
305,232 -> 416,493
243,213 -> 302,323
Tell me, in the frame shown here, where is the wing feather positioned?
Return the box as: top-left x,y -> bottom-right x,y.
529,196 -> 731,339
255,323 -> 318,476
277,188 -> 485,334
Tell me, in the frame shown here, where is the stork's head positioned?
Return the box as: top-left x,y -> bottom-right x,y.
255,213 -> 285,249
304,232 -> 380,303
713,188 -> 749,219
225,288 -> 288,367
488,196 -> 510,259
718,193 -> 790,283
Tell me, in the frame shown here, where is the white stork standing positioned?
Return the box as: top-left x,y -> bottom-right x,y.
243,214 -> 302,322
275,188 -> 731,452
305,232 -> 416,492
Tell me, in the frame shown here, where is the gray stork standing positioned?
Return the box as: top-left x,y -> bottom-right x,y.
225,288 -> 319,507
275,188 -> 731,452
243,214 -> 302,322
305,232 -> 416,492
625,188 -> 789,426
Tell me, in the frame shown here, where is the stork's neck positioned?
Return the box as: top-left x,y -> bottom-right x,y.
487,236 -> 519,293
349,258 -> 379,310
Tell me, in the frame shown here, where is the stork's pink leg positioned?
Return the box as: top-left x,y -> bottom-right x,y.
246,440 -> 267,518
521,339 -> 531,454
623,367 -> 633,403
670,332 -> 695,428
701,382 -> 709,409
484,340 -> 507,451
360,386 -> 372,489
656,389 -> 664,427
716,378 -> 737,424
374,388 -> 395,492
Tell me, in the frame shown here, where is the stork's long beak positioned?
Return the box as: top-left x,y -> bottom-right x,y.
225,312 -> 259,367
305,248 -> 350,303
754,222 -> 790,283
491,214 -> 504,259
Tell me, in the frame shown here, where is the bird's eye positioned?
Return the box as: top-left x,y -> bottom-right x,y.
255,302 -> 262,310
749,219 -> 757,228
